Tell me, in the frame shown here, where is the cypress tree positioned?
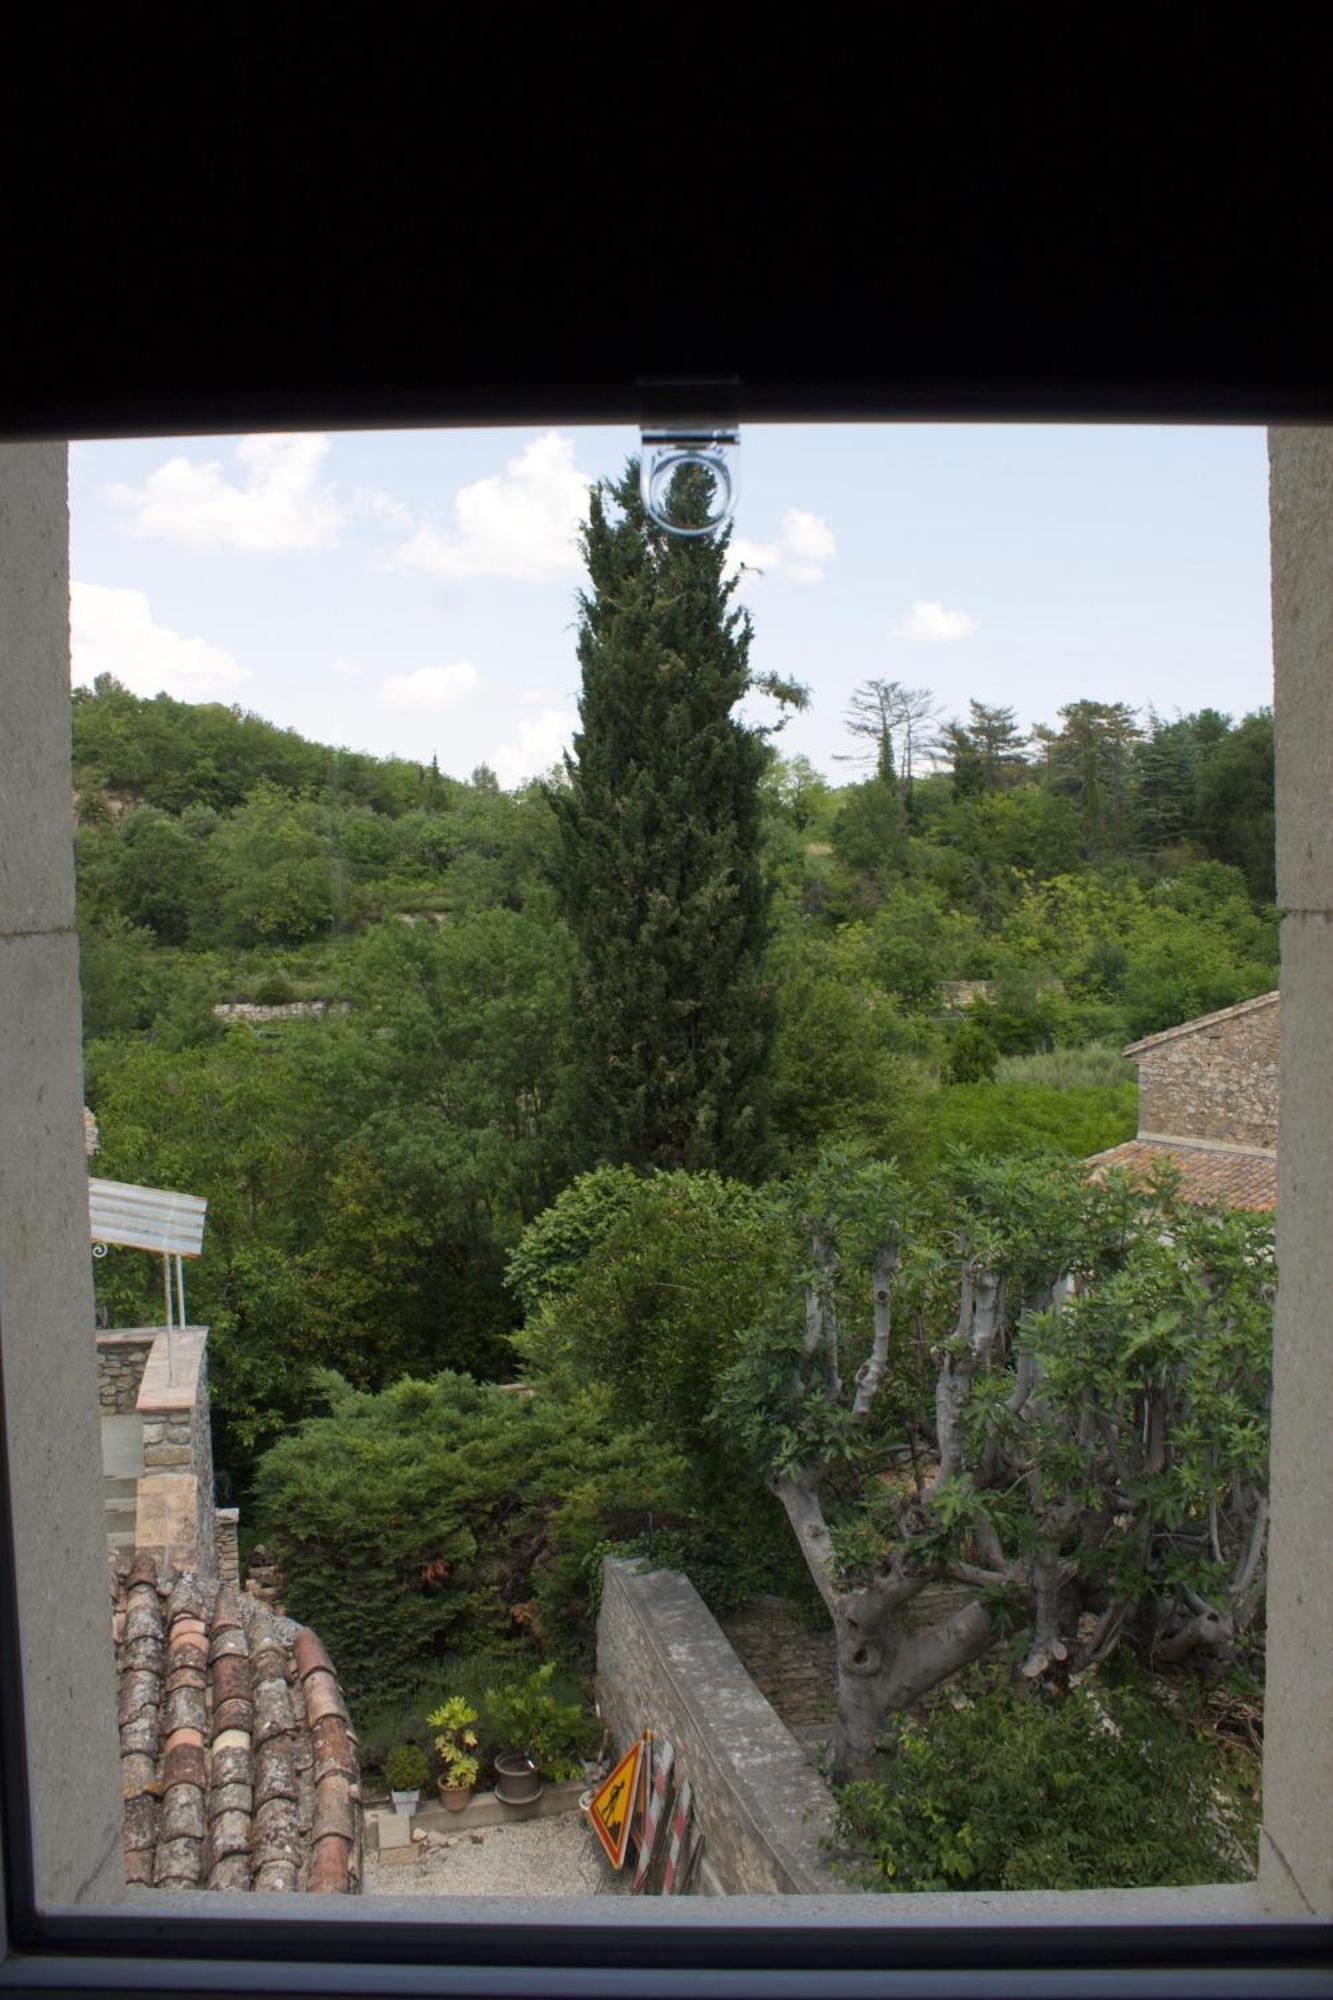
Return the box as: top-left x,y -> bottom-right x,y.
551,459 -> 786,1179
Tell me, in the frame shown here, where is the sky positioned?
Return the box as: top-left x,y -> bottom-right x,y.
69,424 -> 1274,788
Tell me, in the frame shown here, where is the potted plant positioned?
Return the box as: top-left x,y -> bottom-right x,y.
384,1741 -> 429,1816
483,1664 -> 592,1804
427,1696 -> 481,1811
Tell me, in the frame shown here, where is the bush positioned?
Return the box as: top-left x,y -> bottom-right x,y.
481,1663 -> 598,1781
384,1743 -> 429,1792
926,1081 -> 1136,1163
945,1018 -> 999,1084
832,1673 -> 1259,1892
251,1369 -> 690,1700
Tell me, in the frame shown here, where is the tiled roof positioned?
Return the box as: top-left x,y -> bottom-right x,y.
110,1550 -> 362,1893
1083,1138 -> 1277,1211
1122,990 -> 1280,1058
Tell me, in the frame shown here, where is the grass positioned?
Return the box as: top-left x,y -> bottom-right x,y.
996,1043 -> 1135,1091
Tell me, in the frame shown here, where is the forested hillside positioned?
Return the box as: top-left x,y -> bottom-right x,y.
76,669 -> 1276,1499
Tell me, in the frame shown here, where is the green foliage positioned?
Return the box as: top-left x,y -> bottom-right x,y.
550,459 -> 800,1179
945,1018 -> 999,1084
384,1743 -> 429,1792
73,577 -> 1278,1740
929,1080 -> 1137,1161
719,1149 -> 1272,1747
769,922 -> 931,1167
481,1663 -> 597,1779
833,1673 -> 1259,1891
426,1696 -> 480,1788
996,1043 -> 1132,1091
512,1167 -> 791,1449
251,1369 -> 689,1701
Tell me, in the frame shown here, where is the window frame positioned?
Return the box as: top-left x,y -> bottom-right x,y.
3,407 -> 1332,1999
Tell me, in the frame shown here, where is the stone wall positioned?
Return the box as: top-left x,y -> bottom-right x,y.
134,1326 -> 216,1576
214,1506 -> 240,1585
1133,994 -> 1280,1149
95,1329 -> 155,1413
596,1558 -> 847,1896
213,1000 -> 349,1023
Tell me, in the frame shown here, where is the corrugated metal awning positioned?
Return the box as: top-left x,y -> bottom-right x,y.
89,1178 -> 207,1257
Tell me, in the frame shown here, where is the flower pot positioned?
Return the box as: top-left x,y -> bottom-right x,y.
439,1782 -> 472,1813
493,1753 -> 542,1805
390,1788 -> 420,1817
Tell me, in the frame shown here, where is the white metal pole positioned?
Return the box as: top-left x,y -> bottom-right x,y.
175,1254 -> 187,1333
163,1255 -> 176,1385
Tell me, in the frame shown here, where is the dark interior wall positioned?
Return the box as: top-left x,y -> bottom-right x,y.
5,17 -> 1331,438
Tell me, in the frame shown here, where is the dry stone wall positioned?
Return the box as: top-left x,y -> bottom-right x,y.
1135,997 -> 1280,1149
96,1330 -> 155,1414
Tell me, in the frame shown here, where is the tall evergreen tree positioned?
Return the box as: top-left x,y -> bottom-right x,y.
551,460 -> 798,1178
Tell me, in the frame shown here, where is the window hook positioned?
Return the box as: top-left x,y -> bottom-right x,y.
638,376 -> 741,538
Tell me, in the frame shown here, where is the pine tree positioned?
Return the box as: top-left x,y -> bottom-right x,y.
551,460 -> 794,1179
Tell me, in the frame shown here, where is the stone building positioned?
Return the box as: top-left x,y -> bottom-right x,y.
1086,990 -> 1279,1210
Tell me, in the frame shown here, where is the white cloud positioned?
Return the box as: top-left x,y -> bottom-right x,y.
780,508 -> 837,583
353,484 -> 412,525
491,706 -> 576,788
70,583 -> 252,699
380,662 -> 480,710
389,432 -> 592,583
329,657 -> 363,682
726,507 -> 836,586
109,433 -> 345,552
897,598 -> 980,643
519,685 -> 567,705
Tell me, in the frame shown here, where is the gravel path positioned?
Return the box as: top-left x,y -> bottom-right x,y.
365,1814 -> 631,1897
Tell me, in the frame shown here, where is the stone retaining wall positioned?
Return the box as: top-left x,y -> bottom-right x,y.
213,1001 -> 350,1023
596,1558 -> 848,1897
95,1330 -> 155,1414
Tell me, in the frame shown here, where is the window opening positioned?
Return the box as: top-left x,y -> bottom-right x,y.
5,421 -> 1320,1991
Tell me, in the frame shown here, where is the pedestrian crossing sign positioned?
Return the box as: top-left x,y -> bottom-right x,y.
585,1735 -> 646,1869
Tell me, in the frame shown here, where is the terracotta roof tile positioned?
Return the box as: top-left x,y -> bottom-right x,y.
111,1554 -> 361,1895
1085,1138 -> 1277,1210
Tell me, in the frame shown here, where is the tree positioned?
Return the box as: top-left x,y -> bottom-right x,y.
717,1152 -> 1272,1776
1036,701 -> 1142,861
551,459 -> 801,1178
1195,709 -> 1276,904
841,680 -> 939,805
966,701 -> 1030,791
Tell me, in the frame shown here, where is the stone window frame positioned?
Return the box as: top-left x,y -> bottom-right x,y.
1,430 -> 1330,1998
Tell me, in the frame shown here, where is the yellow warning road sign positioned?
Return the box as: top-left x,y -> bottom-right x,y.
585,1735 -> 645,1869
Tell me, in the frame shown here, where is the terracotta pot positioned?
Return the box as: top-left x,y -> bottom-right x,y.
439,1782 -> 471,1813
493,1752 -> 543,1805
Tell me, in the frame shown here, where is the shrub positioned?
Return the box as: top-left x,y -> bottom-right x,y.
832,1674 -> 1259,1892
925,1081 -> 1136,1162
384,1743 -> 429,1792
427,1696 -> 480,1789
482,1663 -> 598,1781
252,1369 -> 689,1700
945,1018 -> 999,1084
